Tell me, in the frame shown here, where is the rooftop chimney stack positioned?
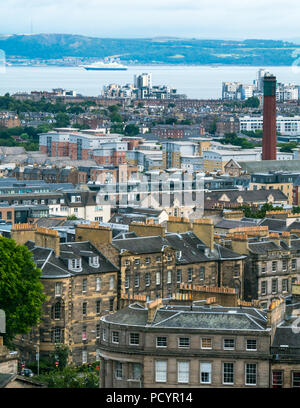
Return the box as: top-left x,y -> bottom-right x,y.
262,74 -> 277,160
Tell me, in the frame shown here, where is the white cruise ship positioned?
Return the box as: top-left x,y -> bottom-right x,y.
82,58 -> 128,71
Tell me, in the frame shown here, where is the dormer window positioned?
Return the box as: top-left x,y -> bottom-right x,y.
89,256 -> 99,268
69,258 -> 82,272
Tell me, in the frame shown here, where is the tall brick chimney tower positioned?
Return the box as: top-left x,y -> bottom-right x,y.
262,74 -> 277,160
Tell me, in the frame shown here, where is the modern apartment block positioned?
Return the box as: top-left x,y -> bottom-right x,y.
39,131 -> 127,165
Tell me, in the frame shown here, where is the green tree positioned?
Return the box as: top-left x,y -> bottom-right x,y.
49,344 -> 69,370
124,124 -> 140,136
55,112 -> 70,128
209,118 -> 217,135
0,237 -> 45,346
36,367 -> 99,388
243,97 -> 260,108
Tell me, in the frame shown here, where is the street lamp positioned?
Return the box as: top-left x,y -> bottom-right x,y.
34,343 -> 40,376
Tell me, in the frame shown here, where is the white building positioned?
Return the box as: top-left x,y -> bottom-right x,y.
239,115 -> 300,135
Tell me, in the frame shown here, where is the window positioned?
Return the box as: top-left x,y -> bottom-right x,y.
145,273 -> 150,287
156,256 -> 161,262
156,272 -> 161,286
246,339 -> 257,351
177,270 -> 182,283
223,362 -> 234,385
55,282 -> 62,297
96,324 -> 100,338
115,362 -> 123,379
96,300 -> 101,314
178,337 -> 190,348
167,270 -> 172,284
272,279 -> 278,294
188,268 -> 193,282
282,279 -> 288,292
272,371 -> 283,388
292,259 -> 297,270
134,259 -> 140,265
82,302 -> 87,317
82,350 -> 87,364
125,274 -> 130,289
82,326 -> 87,341
90,256 -> 99,267
261,264 -> 266,274
96,349 -> 100,361
71,258 -> 82,271
272,261 -> 277,272
156,337 -> 167,347
155,361 -> 167,383
234,265 -> 240,277
54,302 -> 61,320
125,260 -> 130,266
282,259 -> 287,271
292,372 -> 300,388
261,281 -> 267,295
201,338 -> 212,349
135,274 -> 140,287
109,298 -> 114,312
223,339 -> 235,350
52,327 -> 63,343
129,333 -> 140,345
245,363 -> 257,385
132,363 -> 142,380
200,266 -> 205,280
145,257 -> 150,264
109,276 -> 114,290
102,328 -> 107,341
82,278 -> 87,292
112,331 -> 119,344
200,362 -> 212,384
96,277 -> 101,291
178,361 -> 190,384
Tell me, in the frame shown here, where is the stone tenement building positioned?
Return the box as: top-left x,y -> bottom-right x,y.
75,218 -> 246,302
11,224 -> 119,366
217,226 -> 300,308
98,296 -> 300,388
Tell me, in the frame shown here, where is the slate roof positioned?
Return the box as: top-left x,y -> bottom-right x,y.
239,160 -> 300,174
259,218 -> 288,232
205,189 -> 288,209
215,218 -> 258,230
103,304 -> 267,331
112,231 -> 245,262
26,240 -> 119,279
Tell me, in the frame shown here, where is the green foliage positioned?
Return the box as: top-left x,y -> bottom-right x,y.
67,215 -> 78,220
165,117 -> 177,125
278,141 -> 298,153
209,118 -> 217,135
241,129 -> 263,138
292,206 -> 300,214
35,366 -> 99,388
49,344 -> 69,370
55,112 -> 70,128
110,123 -> 124,134
243,97 -> 260,108
239,203 -> 284,219
0,237 -> 46,346
124,124 -> 140,136
222,132 -> 255,149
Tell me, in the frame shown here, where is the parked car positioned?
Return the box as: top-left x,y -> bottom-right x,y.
20,368 -> 34,377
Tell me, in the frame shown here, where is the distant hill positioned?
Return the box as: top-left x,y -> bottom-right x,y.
0,34 -> 298,65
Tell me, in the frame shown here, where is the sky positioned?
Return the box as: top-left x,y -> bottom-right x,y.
1,0 -> 300,40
